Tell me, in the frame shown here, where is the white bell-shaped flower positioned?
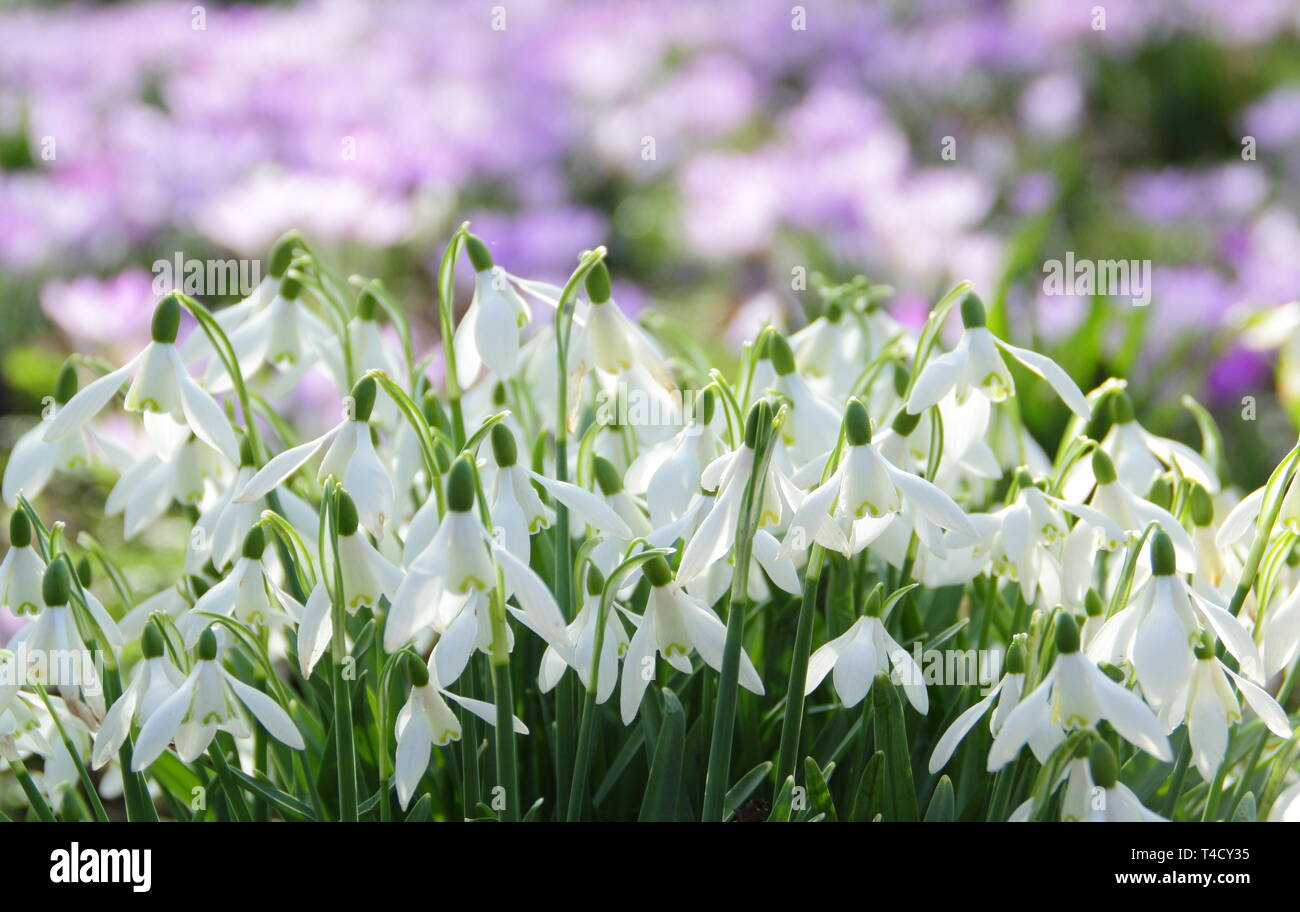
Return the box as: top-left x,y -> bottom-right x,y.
453,236 -> 533,388
91,623 -> 186,768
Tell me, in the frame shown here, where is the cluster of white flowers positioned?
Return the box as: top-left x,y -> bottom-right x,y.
1,230 -> 1297,823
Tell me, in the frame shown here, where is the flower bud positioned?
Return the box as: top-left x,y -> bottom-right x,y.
890,408 -> 920,437
446,455 -> 476,513
466,235 -> 494,273
42,559 -> 70,607
892,362 -> 910,399
864,584 -> 884,618
1005,640 -> 1027,675
1091,448 -> 1117,486
280,274 -> 304,301
422,393 -> 449,433
241,526 -> 267,560
268,235 -> 297,279
198,628 -> 219,661
357,289 -> 379,321
350,376 -> 377,423
743,400 -> 773,449
1110,391 -> 1135,425
1084,588 -> 1105,618
1055,611 -> 1081,654
336,491 -> 360,537
767,332 -> 796,376
1150,529 -> 1176,576
592,455 -> 623,496
54,362 -> 79,405
1146,476 -> 1173,510
406,652 -> 431,688
845,399 -> 871,446
699,388 -> 717,426
959,292 -> 986,328
142,621 -> 166,659
585,261 -> 612,304
9,511 -> 32,549
151,294 -> 182,344
1189,483 -> 1214,528
585,564 -> 605,597
643,554 -> 674,588
76,556 -> 93,587
490,423 -> 518,468
1088,741 -> 1119,790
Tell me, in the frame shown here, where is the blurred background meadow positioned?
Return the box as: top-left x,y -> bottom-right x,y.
2,0 -> 1300,575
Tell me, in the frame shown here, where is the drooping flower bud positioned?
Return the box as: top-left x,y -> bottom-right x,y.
42,559 -> 71,608
1091,448 -> 1118,486
959,292 -> 986,328
592,455 -> 623,496
490,423 -> 518,468
241,526 -> 267,560
142,621 -> 166,659
198,628 -> 219,661
1150,529 -> 1176,577
643,554 -> 674,588
1055,611 -> 1081,655
1089,741 -> 1120,790
446,455 -> 476,513
767,332 -> 796,376
350,376 -> 377,423
585,261 -> 612,304
151,294 -> 182,344
845,398 -> 871,446
465,235 -> 494,273
336,491 -> 360,537
9,511 -> 32,549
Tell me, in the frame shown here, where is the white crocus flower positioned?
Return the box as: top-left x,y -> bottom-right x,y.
384,456 -> 569,654
804,588 -> 928,714
1088,530 -> 1262,722
780,400 -> 975,561
235,377 -> 393,538
620,555 -> 764,725
453,237 -> 533,388
989,613 -> 1171,770
131,630 -> 304,770
539,567 -> 629,704
297,492 -> 403,678
394,654 -> 527,810
44,295 -> 239,465
906,293 -> 1090,420
1170,635 -> 1292,781
929,640 -> 1028,773
175,528 -> 300,647
91,624 -> 186,768
0,512 -> 46,619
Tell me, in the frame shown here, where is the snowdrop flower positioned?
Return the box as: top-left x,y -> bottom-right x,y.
1085,741 -> 1167,822
235,377 -> 393,538
385,455 -> 569,653
210,273 -> 332,393
677,402 -> 785,584
3,364 -> 122,507
1066,448 -> 1195,572
10,560 -> 116,716
44,295 -> 239,464
625,390 -> 725,528
1088,529 -> 1261,723
568,261 -> 674,391
766,332 -> 842,468
298,492 -> 402,678
788,300 -> 866,395
929,640 -> 1027,773
1170,633 -> 1292,781
91,624 -> 185,768
780,399 -> 975,561
906,293 -> 1090,420
187,437 -> 262,573
394,654 -> 527,810
0,513 -> 45,619
117,576 -> 204,641
1262,578 -> 1300,677
131,629 -> 304,770
1063,391 -> 1218,500
175,527 -> 299,647
539,566 -> 628,704
107,435 -> 228,540
453,236 -> 533,388
804,586 -> 928,713
620,555 -> 764,725
989,613 -> 1172,770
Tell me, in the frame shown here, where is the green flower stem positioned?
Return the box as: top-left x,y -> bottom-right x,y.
33,684 -> 108,822
774,544 -> 825,786
8,759 -> 57,822
701,406 -> 783,822
321,483 -> 359,821
1228,438 -> 1300,617
436,223 -> 471,446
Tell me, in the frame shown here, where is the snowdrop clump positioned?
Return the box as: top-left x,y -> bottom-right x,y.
1,227 -> 1296,823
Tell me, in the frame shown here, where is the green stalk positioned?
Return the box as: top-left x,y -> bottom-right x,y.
33,684 -> 107,822
1228,438 -> 1300,617
435,223 -> 471,446
8,759 -> 57,821
322,485 -> 358,821
701,405 -> 782,821
774,545 -> 825,785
